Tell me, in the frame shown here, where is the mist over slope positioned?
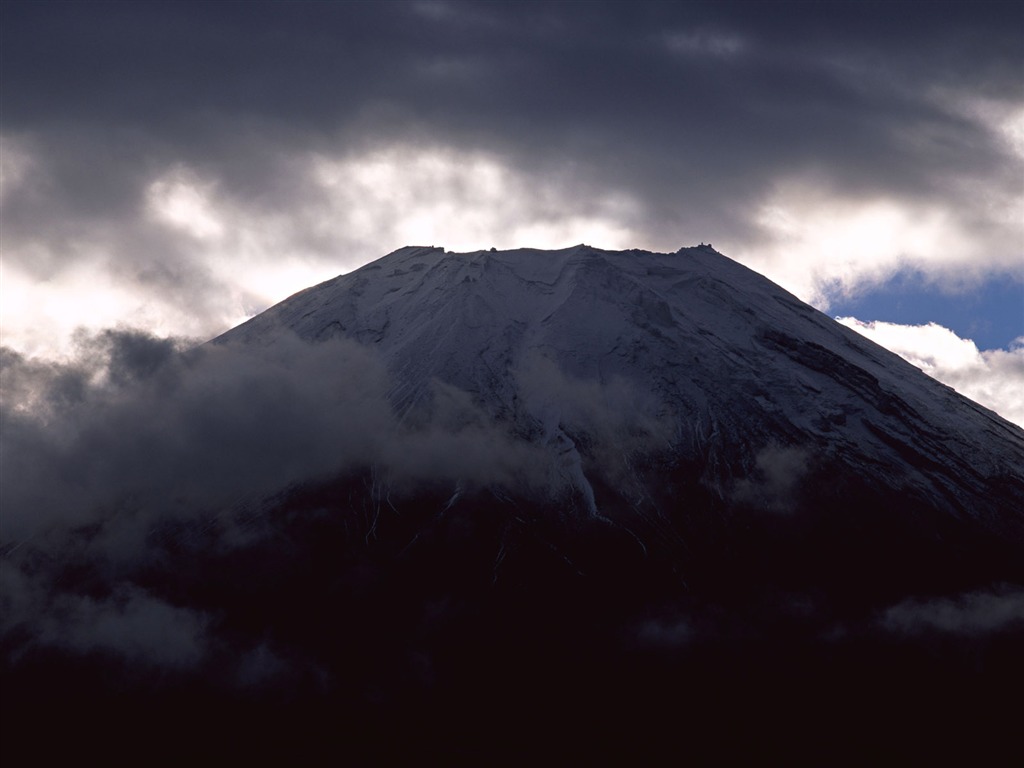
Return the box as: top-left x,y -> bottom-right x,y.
3,245 -> 1023,763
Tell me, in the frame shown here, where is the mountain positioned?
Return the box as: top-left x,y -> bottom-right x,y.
4,245 -> 1023,764
222,243 -> 1023,534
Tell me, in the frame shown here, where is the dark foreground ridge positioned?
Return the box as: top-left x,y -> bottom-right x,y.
3,246 -> 1023,764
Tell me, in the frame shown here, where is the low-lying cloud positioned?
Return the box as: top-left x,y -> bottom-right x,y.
881,586 -> 1024,637
3,329 -> 600,545
732,444 -> 812,513
1,327 -> 674,673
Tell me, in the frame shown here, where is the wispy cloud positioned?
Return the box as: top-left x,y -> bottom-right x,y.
881,586 -> 1024,637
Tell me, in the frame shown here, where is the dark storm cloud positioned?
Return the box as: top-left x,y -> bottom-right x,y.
3,1 -> 1021,342
7,2 -> 1020,131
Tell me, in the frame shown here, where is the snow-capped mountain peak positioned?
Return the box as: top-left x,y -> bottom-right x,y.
219,244 -> 1024,536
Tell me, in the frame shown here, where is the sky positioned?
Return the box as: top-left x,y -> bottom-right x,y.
1,0 -> 1022,424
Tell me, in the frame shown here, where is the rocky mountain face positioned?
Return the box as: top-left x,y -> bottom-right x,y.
5,245 -> 1023,764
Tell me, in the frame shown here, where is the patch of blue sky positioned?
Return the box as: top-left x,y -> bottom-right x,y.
829,270 -> 1024,352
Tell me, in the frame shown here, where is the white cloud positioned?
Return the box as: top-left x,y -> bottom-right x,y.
728,181 -> 1004,309
837,317 -> 1024,428
0,261 -> 196,361
2,144 -> 649,360
147,167 -> 225,240
309,145 -> 641,254
725,86 -> 1024,309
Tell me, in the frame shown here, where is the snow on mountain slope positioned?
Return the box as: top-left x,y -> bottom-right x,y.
219,244 -> 1024,536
